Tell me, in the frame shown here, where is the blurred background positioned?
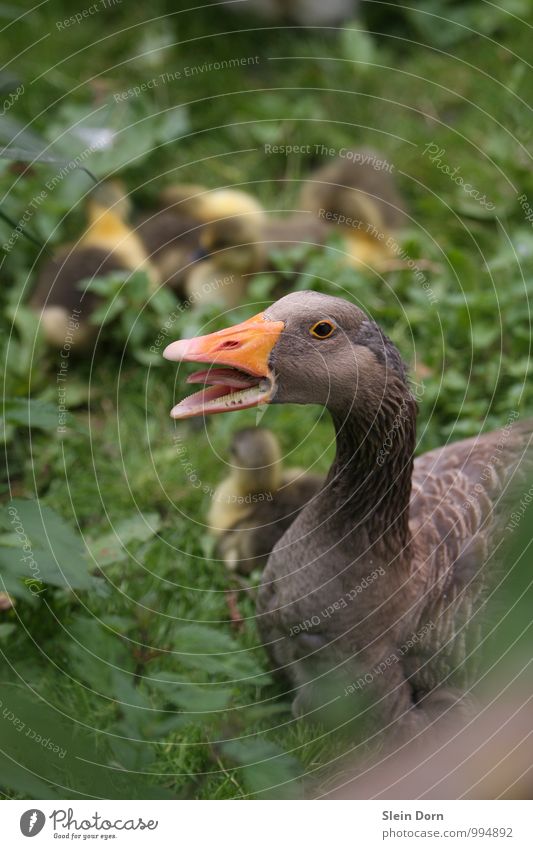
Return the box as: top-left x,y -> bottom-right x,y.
0,0 -> 532,799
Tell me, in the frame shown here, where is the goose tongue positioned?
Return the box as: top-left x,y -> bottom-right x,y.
170,365 -> 272,419
186,368 -> 259,389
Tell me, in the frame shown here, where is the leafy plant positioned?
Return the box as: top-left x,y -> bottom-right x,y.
1,0 -> 533,801
87,270 -> 179,364
0,498 -> 99,599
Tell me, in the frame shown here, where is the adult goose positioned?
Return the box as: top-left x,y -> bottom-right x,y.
164,291 -> 532,733
209,427 -> 323,575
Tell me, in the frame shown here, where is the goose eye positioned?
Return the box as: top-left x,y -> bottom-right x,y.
310,320 -> 335,339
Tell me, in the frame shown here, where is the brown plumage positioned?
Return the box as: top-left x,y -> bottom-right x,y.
155,161 -> 404,308
31,182 -> 157,349
30,247 -> 126,348
135,209 -> 203,297
209,427 -> 322,574
299,150 -> 407,268
156,185 -> 330,306
322,687 -> 533,799
150,187 -> 268,308
164,291 -> 532,735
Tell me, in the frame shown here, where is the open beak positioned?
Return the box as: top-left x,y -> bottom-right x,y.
163,312 -> 284,419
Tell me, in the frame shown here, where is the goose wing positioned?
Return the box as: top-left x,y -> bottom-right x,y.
404,420 -> 533,695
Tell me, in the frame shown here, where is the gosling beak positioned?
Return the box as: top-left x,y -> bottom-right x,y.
191,245 -> 210,262
163,312 -> 284,419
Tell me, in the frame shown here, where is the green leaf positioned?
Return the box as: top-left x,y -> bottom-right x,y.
143,715 -> 189,736
172,624 -> 271,684
240,702 -> 292,721
152,674 -> 233,712
87,512 -> 162,567
82,271 -> 128,297
0,499 -> 94,591
0,685 -> 172,798
156,106 -> 189,143
46,98 -> 188,178
3,398 -> 61,431
89,295 -> 127,326
248,273 -> 278,301
0,116 -> 64,164
340,24 -> 376,72
132,348 -> 164,366
221,738 -> 304,799
65,617 -> 134,693
0,115 -> 96,182
150,285 -> 179,316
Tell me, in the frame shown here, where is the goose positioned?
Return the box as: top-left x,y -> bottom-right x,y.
159,184 -> 330,307
31,181 -> 158,349
209,427 -> 323,574
299,151 -> 407,269
158,187 -> 268,308
164,291 -> 532,733
135,208 -> 203,298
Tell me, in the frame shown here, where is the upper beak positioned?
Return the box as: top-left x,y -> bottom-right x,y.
163,311 -> 284,419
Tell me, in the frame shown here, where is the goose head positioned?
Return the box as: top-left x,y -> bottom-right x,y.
163,291 -> 411,425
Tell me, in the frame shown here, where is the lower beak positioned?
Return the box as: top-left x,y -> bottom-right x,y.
163,311 -> 284,419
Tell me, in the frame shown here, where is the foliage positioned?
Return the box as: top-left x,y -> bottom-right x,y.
86,270 -> 179,365
0,0 -> 532,799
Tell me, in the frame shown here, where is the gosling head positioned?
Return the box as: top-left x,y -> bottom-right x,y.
87,179 -> 131,222
194,190 -> 267,275
228,427 -> 283,492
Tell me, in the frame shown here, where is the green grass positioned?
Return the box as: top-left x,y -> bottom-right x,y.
1,0 -> 533,798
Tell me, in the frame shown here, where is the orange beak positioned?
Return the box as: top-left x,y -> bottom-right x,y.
163,311 -> 284,419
